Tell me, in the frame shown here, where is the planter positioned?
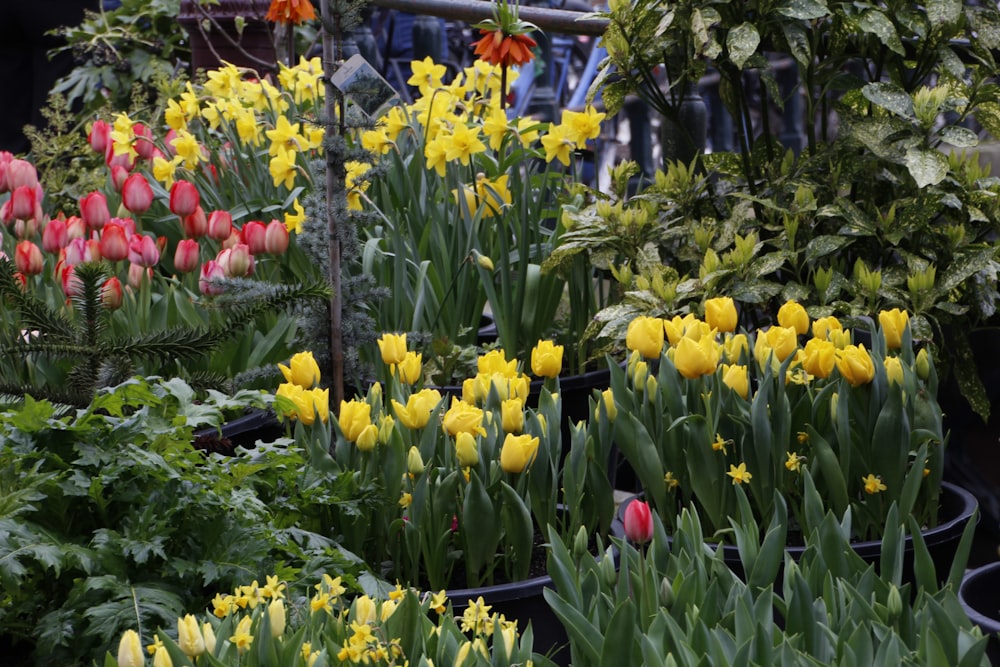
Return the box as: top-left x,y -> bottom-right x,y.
192,409 -> 283,454
616,481 -> 978,589
959,561 -> 1000,664
178,0 -> 277,74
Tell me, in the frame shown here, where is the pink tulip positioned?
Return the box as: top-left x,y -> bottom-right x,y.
240,221 -> 267,255
14,240 -> 43,275
174,238 -> 201,273
101,277 -> 123,310
264,220 -> 289,255
88,119 -> 110,155
127,262 -> 152,289
5,185 -> 37,222
182,206 -> 208,238
217,243 -> 252,277
63,238 -> 94,266
13,218 -> 40,240
169,180 -> 200,217
60,264 -> 82,297
121,173 -> 154,214
0,151 -> 13,192
110,166 -> 129,192
132,123 -> 154,160
623,499 -> 653,544
42,218 -> 68,253
99,224 -> 130,262
206,210 -> 233,241
199,260 -> 226,295
104,143 -> 134,171
65,215 -> 86,240
7,159 -> 39,191
80,192 -> 111,230
128,234 -> 160,268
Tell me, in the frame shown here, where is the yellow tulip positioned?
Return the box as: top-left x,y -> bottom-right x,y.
811,315 -> 843,341
397,351 -> 423,384
878,308 -> 910,350
777,300 -> 809,335
501,398 -> 524,433
202,623 -> 216,654
721,363 -> 749,398
626,315 -> 665,359
884,356 -> 904,386
311,387 -> 330,424
478,349 -> 517,377
354,596 -> 377,624
391,388 -> 442,430
442,397 -> 486,436
836,344 -> 876,386
407,446 -> 425,475
723,333 -> 749,363
268,599 -> 286,638
356,424 -> 378,452
338,399 -> 372,442
278,350 -> 321,388
764,325 -> 798,362
377,332 -> 408,365
674,335 -> 720,379
500,433 -> 540,473
530,339 -> 564,378
455,432 -> 479,467
704,296 -> 737,333
178,614 -> 206,657
117,630 -> 144,667
596,388 -> 617,422
800,337 -> 835,379
153,646 -> 173,667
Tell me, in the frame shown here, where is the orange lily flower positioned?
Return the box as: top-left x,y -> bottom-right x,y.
265,0 -> 316,24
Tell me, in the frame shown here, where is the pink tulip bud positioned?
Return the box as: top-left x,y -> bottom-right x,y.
199,260 -> 226,295
127,262 -> 152,289
65,215 -> 86,240
12,271 -> 26,292
206,210 -> 233,241
61,264 -> 82,297
13,218 -> 40,240
0,151 -> 13,192
7,159 -> 39,191
163,129 -> 178,154
14,240 -> 43,275
217,243 -> 253,277
110,166 -> 129,192
169,180 -> 200,218
182,206 -> 208,238
221,229 -> 241,250
174,238 -> 200,273
121,173 -> 154,214
264,220 -> 289,254
132,123 -> 154,160
99,224 -> 130,262
80,192 -> 111,230
101,277 -> 123,310
240,220 -> 267,255
87,238 -> 103,262
88,119 -> 111,155
63,237 -> 94,266
42,218 -> 68,253
6,185 -> 37,222
128,234 -> 160,268
104,143 -> 134,171
623,499 -> 653,544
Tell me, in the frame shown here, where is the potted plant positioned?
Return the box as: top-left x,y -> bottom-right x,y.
593,301 -> 976,574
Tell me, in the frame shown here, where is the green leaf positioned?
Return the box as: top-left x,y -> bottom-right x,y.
600,602 -> 637,667
904,148 -> 950,188
938,125 -> 980,148
778,0 -> 829,20
862,82 -> 914,119
727,23 -> 760,69
859,10 -> 905,55
927,0 -> 962,26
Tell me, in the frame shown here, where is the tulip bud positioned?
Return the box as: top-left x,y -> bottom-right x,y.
777,300 -> 809,335
41,218 -> 68,253
356,424 -> 378,452
178,614 -> 206,658
884,356 -> 904,387
182,206 -> 208,238
132,122 -> 155,160
633,360 -> 648,391
99,224 -> 130,262
88,119 -> 111,155
499,433 -> 540,473
915,348 -> 931,380
128,262 -> 152,289
101,277 -> 123,310
600,550 -> 617,587
626,315 -> 665,360
60,264 -> 82,297
153,645 -> 172,667
596,388 -> 617,422
169,180 -> 200,218
80,191 -> 111,230
886,584 -> 903,624
206,209 -> 233,240
7,158 -> 39,190
572,525 -> 589,560
202,623 -> 216,655
121,173 -> 154,214
407,446 -> 425,475
264,219 -> 289,254
199,260 -> 226,295
455,432 -> 479,467
174,238 -> 201,273
240,220 -> 267,254
377,332 -> 408,365
116,630 -> 144,667
623,499 -> 653,544
501,398 -> 524,433
14,240 -> 43,275
830,392 -> 839,421
128,234 -> 160,268
530,339 -> 564,378
217,244 -> 252,277
66,215 -> 86,240
397,351 -> 422,384
645,373 -> 658,397
378,414 -> 395,445
5,185 -> 37,222
268,599 -> 286,638
704,296 -> 737,333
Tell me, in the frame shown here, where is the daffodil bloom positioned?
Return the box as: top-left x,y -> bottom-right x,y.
540,121 -> 574,166
230,615 -> 254,653
561,105 -> 605,148
862,473 -> 887,494
266,116 -> 304,156
424,136 -> 449,176
171,129 -> 205,170
711,433 -> 728,454
459,596 -> 494,633
152,155 -> 182,188
785,451 -> 803,472
284,198 -> 305,233
727,462 -> 753,485
664,471 -> 680,490
444,123 -> 487,165
269,148 -> 298,189
408,56 -> 448,92
362,126 -> 392,155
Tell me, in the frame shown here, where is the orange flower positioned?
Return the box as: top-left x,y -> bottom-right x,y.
265,0 -> 316,24
471,29 -> 537,68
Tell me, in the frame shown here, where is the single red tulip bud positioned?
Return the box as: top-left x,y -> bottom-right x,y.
6,185 -> 38,222
174,238 -> 200,273
60,264 -> 82,297
240,220 -> 267,255
121,173 -> 154,214
623,499 -> 653,544
169,180 -> 200,218
128,234 -> 160,268
101,276 -> 123,310
264,220 -> 289,254
99,224 -> 130,262
132,123 -> 154,160
88,119 -> 111,155
110,166 -> 129,192
80,192 -> 111,230
199,260 -> 226,295
14,240 -> 43,275
0,151 -> 12,193
182,206 -> 208,239
206,210 -> 233,241
42,218 -> 68,253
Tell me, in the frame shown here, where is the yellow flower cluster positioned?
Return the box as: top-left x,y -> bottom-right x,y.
275,351 -> 330,424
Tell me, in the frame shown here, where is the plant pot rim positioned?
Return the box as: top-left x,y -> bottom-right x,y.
446,573 -> 555,608
959,561 -> 1000,634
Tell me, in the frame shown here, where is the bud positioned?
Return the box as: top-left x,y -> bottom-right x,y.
41,217 -> 68,253
378,414 -> 395,445
116,630 -> 144,667
915,348 -> 931,380
99,224 -> 130,262
884,356 -> 904,387
178,614 -> 206,658
830,392 -> 839,421
121,173 -> 154,214
128,234 -> 160,268
264,220 -> 289,254
659,576 -> 674,608
645,373 -> 658,397
182,206 -> 208,238
206,209 -> 233,241
268,599 -> 286,638
169,180 -> 200,217
632,360 -> 648,390
455,431 -> 479,467
79,191 -> 111,230
174,238 -> 201,273
241,220 -> 267,255
907,264 -> 936,294
356,424 -> 378,452
14,240 -> 43,275
886,584 -> 903,623
407,446 -> 425,475
572,525 -> 589,560
596,388 -> 617,422
476,252 -> 494,271
101,277 -> 123,310
199,260 -> 226,295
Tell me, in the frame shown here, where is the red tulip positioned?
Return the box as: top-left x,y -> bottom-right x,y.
110,166 -> 129,192
80,192 -> 111,230
42,218 -> 68,253
5,185 -> 38,222
60,264 -> 82,297
182,206 -> 208,238
101,277 -> 123,310
264,220 -> 289,254
199,260 -> 226,295
121,173 -> 154,214
7,159 -> 39,191
12,271 -> 26,292
15,240 -> 43,275
174,238 -> 201,273
169,180 -> 200,217
128,234 -> 160,267
65,215 -> 86,240
13,217 -> 40,240
99,224 -> 130,262
623,499 -> 653,544
0,151 -> 12,192
240,220 -> 267,255
206,209 -> 233,241
88,119 -> 111,155
132,123 -> 154,160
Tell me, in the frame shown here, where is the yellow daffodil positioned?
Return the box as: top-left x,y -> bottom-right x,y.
862,473 -> 887,494
727,462 -> 753,485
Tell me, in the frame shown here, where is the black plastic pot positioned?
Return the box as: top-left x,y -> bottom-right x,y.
191,409 -> 284,454
178,0 -> 276,74
616,482 -> 977,589
959,561 -> 1000,664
